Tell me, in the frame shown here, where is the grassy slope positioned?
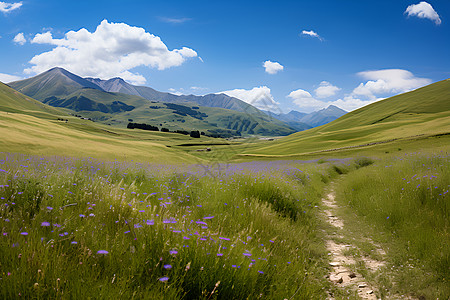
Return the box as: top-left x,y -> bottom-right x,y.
0,83 -> 205,164
332,154 -> 449,299
242,79 -> 450,157
0,83 -> 63,118
61,91 -> 294,136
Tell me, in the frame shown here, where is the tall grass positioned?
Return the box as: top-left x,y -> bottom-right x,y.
335,152 -> 449,298
0,153 -> 329,299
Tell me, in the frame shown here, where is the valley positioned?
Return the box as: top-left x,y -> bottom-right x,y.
1,75 -> 449,299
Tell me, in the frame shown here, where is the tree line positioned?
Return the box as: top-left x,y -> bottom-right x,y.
127,122 -> 202,138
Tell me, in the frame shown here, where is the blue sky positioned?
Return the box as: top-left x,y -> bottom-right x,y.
1,0 -> 449,113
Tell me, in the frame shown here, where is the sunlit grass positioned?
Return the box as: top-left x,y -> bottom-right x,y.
0,153 -> 330,299
335,152 -> 449,299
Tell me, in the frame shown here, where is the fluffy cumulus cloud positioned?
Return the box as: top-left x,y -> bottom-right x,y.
0,1 -> 22,13
352,69 -> 431,99
0,73 -> 22,82
263,60 -> 284,74
13,32 -> 25,45
405,1 -> 441,25
314,81 -> 341,99
220,86 -> 280,112
301,30 -> 323,41
25,20 -> 198,85
287,89 -> 328,112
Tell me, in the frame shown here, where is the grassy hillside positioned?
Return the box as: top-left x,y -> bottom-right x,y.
46,90 -> 295,137
0,83 -> 207,164
10,68 -> 295,137
0,82 -> 63,118
242,79 -> 450,157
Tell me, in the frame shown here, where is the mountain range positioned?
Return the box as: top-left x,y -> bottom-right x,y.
8,67 -> 346,137
262,105 -> 347,131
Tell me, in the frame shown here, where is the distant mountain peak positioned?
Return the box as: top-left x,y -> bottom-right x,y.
47,66 -> 65,72
108,77 -> 126,82
45,67 -> 74,76
325,104 -> 346,112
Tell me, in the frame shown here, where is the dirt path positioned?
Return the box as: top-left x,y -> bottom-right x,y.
323,190 -> 387,299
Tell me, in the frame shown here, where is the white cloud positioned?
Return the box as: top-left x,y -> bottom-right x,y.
0,1 -> 22,13
328,96 -> 377,112
168,88 -> 184,96
287,89 -> 327,112
26,19 -> 198,85
13,32 -> 25,45
0,73 -> 22,82
288,89 -> 376,113
315,81 -> 341,98
405,2 -> 441,25
220,86 -> 280,111
301,30 -> 323,41
263,60 -> 284,74
352,69 -> 431,99
159,17 -> 192,24
190,86 -> 208,93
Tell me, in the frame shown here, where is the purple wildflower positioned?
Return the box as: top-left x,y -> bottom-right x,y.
158,276 -> 169,282
97,250 -> 109,255
41,222 -> 50,227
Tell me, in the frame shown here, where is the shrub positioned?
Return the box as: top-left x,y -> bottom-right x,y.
354,157 -> 374,168
190,130 -> 200,138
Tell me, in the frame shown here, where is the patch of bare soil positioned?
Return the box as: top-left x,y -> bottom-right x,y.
323,191 -> 387,299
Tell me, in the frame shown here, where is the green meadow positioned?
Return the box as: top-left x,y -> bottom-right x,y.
334,153 -> 449,299
0,153 -> 334,299
0,80 -> 449,299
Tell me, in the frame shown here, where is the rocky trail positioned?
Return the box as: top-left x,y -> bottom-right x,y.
323,189 -> 388,299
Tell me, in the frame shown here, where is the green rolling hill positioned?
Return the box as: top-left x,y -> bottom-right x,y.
9,68 -> 295,137
242,79 -> 450,157
0,82 -> 207,163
